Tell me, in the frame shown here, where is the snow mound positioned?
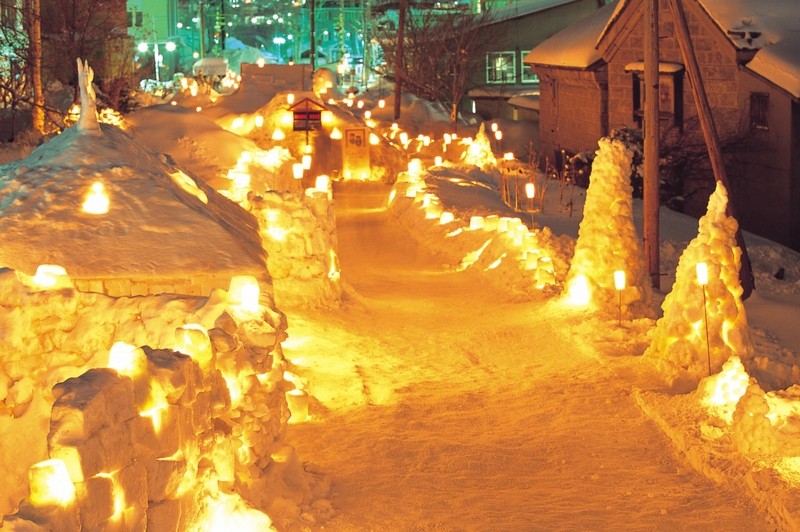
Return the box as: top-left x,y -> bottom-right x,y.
645,181 -> 752,389
565,137 -> 654,318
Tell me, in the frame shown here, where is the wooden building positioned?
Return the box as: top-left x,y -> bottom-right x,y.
525,0 -> 800,251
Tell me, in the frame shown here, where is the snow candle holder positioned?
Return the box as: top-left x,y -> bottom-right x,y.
286,389 -> 309,423
614,270 -> 626,326
28,459 -> 76,507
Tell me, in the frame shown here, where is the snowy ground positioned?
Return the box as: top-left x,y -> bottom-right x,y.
281,182 -> 798,530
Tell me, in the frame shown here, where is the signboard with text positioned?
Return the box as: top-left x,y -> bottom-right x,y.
342,127 -> 371,180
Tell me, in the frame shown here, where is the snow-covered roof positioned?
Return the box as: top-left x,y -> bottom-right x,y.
0,123 -> 268,282
523,0 -> 617,68
530,0 -> 800,97
487,0 -> 584,24
508,94 -> 540,110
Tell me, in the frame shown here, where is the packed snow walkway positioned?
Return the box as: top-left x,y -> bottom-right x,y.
283,182 -> 771,530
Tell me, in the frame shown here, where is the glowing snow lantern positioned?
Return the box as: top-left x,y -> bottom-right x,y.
255,115 -> 264,128
494,130 -> 503,141
29,459 -> 76,507
82,181 -> 110,214
567,274 -> 591,306
490,123 -> 498,132
503,152 -> 514,160
303,144 -> 313,154
287,93 -> 295,105
614,270 -> 626,325
434,156 -> 443,166
195,106 -> 202,112
256,57 -> 265,67
470,216 -> 485,230
302,154 -> 312,170
330,127 -> 342,140
357,100 -> 364,109
702,356 -> 749,423
286,389 -> 309,422
175,324 -> 213,366
315,174 -> 331,192
369,132 -> 380,145
32,264 -> 70,289
399,132 -> 409,145
107,341 -> 143,377
378,99 -> 386,108
170,100 -> 177,106
231,117 -> 244,130
364,110 -> 372,119
407,158 -> 422,177
439,211 -> 455,225
228,275 -> 261,313
525,182 -> 535,200
272,129 -> 285,141
292,163 -> 304,180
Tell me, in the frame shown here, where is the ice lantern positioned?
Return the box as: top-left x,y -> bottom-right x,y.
82,181 -> 109,214
28,459 -> 76,507
229,275 -> 261,313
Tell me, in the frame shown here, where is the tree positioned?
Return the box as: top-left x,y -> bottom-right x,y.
378,5 -> 495,129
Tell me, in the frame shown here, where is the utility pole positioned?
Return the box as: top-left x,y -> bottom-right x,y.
667,0 -> 755,298
643,0 -> 660,289
394,0 -> 406,120
310,0 -> 316,71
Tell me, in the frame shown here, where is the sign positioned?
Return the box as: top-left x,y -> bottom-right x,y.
289,97 -> 326,132
342,127 -> 371,180
293,110 -> 321,131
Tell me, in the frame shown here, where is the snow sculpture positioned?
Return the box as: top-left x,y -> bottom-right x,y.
564,137 -> 653,317
645,181 -> 752,388
76,58 -> 100,133
462,123 -> 497,171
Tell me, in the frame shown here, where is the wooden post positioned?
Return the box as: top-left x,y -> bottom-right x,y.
667,0 -> 755,298
28,0 -> 44,134
310,0 -> 317,71
643,0 -> 661,290
394,0 -> 406,120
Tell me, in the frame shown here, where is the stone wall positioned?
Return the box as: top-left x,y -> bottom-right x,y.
251,189 -> 342,309
537,67 -> 608,164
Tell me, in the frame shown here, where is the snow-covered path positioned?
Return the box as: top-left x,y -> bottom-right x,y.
283,183 -> 771,530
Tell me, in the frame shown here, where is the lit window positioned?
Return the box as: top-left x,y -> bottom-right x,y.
521,65 -> 539,84
486,51 -> 515,84
749,93 -> 769,130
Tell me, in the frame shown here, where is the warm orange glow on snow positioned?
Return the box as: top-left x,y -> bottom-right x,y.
231,117 -> 244,130
369,132 -> 380,145
82,181 -> 109,214
170,170 -> 209,204
255,115 -> 264,128
408,159 -> 422,176
228,275 -> 261,313
107,342 -> 143,377
439,211 -> 455,225
95,471 -> 126,521
302,154 -> 312,170
198,492 -> 273,531
567,274 -> 592,306
764,392 -> 800,428
175,324 -> 213,366
292,163 -> 304,180
328,249 -> 341,281
32,264 -> 70,289
378,99 -> 386,108
287,93 -> 295,105
286,389 -> 309,423
223,372 -> 243,407
140,384 -> 169,434
701,356 -> 749,423
28,459 -> 76,507
272,129 -> 286,141
330,127 -> 342,139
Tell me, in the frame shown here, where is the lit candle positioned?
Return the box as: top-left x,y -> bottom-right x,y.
696,262 -> 709,285
614,270 -> 626,290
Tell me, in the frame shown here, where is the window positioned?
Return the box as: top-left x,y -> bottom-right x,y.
630,68 -> 684,130
486,51 -> 516,84
521,64 -> 539,84
750,92 -> 769,130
